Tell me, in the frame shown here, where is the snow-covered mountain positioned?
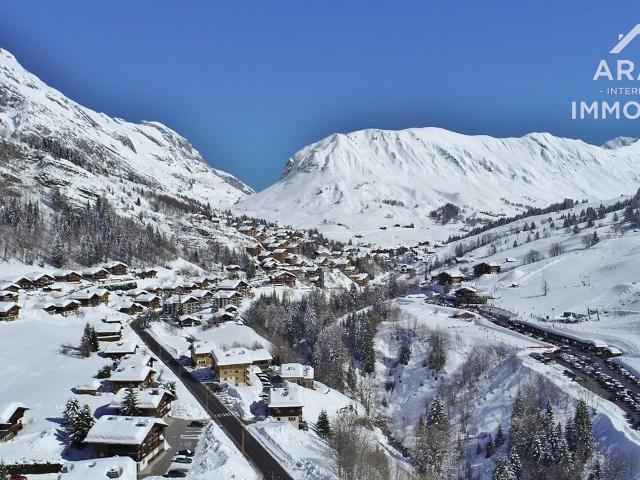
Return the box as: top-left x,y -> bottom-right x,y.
0,47 -> 252,208
236,128 -> 640,246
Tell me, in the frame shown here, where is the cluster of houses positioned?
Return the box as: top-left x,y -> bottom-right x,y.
432,261 -> 502,306
190,340 -> 312,428
237,221 -> 371,287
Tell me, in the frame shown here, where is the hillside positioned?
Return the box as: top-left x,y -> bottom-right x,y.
0,48 -> 254,267
235,127 -> 640,247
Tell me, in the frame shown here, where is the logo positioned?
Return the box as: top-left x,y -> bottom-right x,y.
572,24 -> 640,120
610,25 -> 640,54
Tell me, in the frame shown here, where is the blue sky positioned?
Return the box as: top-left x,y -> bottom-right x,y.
1,1 -> 638,189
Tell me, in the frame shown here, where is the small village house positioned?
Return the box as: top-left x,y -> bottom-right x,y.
75,379 -> 103,396
452,286 -> 489,305
267,383 -> 304,428
190,341 -> 214,368
473,262 -> 501,277
217,279 -> 250,296
82,267 -> 110,282
31,273 -> 55,288
211,347 -> 253,386
118,301 -> 144,316
270,271 -> 297,286
13,276 -> 34,290
53,270 -> 83,283
0,290 -> 18,302
103,341 -> 139,360
134,293 -> 161,310
436,270 -> 464,285
57,457 -> 137,480
0,402 -> 29,441
179,314 -> 202,327
84,416 -> 167,471
43,299 -> 80,316
211,290 -> 242,309
94,322 -> 123,342
69,288 -> 110,307
110,362 -> 155,392
278,363 -> 315,389
0,302 -> 21,321
163,295 -> 199,316
104,261 -> 129,276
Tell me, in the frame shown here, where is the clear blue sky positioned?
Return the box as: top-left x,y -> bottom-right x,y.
1,1 -> 638,190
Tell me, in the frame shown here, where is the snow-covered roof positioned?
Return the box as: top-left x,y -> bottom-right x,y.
104,261 -> 128,269
250,348 -> 273,363
212,347 -> 253,366
94,323 -> 122,335
279,363 -> 314,380
192,341 -> 214,355
84,416 -> 167,445
268,383 -> 304,408
44,299 -> 80,309
76,379 -> 102,391
165,294 -> 197,305
218,279 -> 246,290
110,363 -> 153,383
0,301 -> 20,313
0,402 -> 29,423
212,290 -> 240,300
58,456 -> 137,480
82,267 -> 109,275
103,341 -> 138,355
110,388 -> 174,410
134,292 -> 160,303
69,288 -> 109,300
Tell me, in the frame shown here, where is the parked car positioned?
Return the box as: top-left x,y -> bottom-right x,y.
164,470 -> 187,478
189,420 -> 205,428
177,449 -> 195,457
173,457 -> 193,465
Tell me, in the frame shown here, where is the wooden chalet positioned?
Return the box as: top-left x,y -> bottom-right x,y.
178,314 -> 202,327
134,293 -> 161,310
84,416 -> 167,471
0,283 -> 20,293
75,380 -> 103,396
43,299 -> 80,316
13,277 -> 34,290
0,290 -> 18,302
267,383 -> 304,428
31,273 -> 55,288
104,261 -> 129,276
270,271 -> 297,286
218,279 -> 249,296
0,302 -> 20,321
279,363 -> 314,389
211,290 -> 242,309
246,244 -> 264,256
453,286 -> 488,305
95,322 -> 123,342
436,270 -> 464,285
82,267 -> 109,282
103,342 -> 139,360
0,402 -> 29,441
137,268 -> 158,279
69,288 -> 110,307
53,270 -> 82,283
473,262 -> 501,277
110,362 -> 155,391
118,301 -> 144,316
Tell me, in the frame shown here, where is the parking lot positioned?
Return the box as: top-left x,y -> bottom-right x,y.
141,418 -> 205,478
479,306 -> 640,431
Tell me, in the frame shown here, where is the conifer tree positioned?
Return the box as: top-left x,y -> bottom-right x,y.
495,423 -> 505,447
63,398 -> 80,426
485,433 -> 496,458
0,462 -> 8,480
68,404 -> 94,446
573,400 -> 595,465
492,456 -> 516,480
316,409 -> 332,438
121,388 -> 141,416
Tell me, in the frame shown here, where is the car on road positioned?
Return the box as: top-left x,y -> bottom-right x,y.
189,420 -> 205,428
164,470 -> 187,478
178,449 -> 195,457
172,456 -> 193,464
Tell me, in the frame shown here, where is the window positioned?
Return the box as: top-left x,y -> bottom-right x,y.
289,417 -> 297,421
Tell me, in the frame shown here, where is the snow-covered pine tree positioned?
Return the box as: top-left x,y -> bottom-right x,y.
495,423 -> 505,447
485,433 -> 496,458
572,399 -> 595,465
63,398 -> 80,426
68,404 -> 94,446
316,409 -> 332,438
121,388 -> 141,416
51,231 -> 66,268
492,456 -> 517,480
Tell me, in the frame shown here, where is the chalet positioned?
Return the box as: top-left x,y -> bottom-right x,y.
70,288 -> 110,307
104,261 -> 129,276
163,295 -> 199,316
267,383 -> 304,428
279,363 -> 314,389
436,270 -> 464,285
261,258 -> 279,272
0,403 -> 29,441
95,322 -> 123,342
75,380 -> 103,396
43,299 -> 80,316
271,248 -> 288,263
57,457 -> 137,480
285,243 -> 301,255
190,341 -> 214,368
53,270 -> 83,283
250,348 -> 274,371
225,264 -> 242,273
103,342 -> 139,360
351,273 -> 369,286
211,347 -> 254,386
0,283 -> 20,293
246,243 -> 263,256
84,416 -> 167,471
134,293 -> 161,310
217,279 -> 250,296
238,225 -> 259,237
31,273 -> 55,288
211,290 -> 242,309
270,271 -> 297,287
0,302 -> 20,321
452,286 -> 488,305
13,277 -> 34,290
473,262 -> 501,277
179,314 -> 202,327
213,310 -> 235,323
82,267 -> 110,282
110,362 -> 155,392
224,304 -> 239,315
110,388 -> 175,417
138,268 -> 158,279
118,301 -> 144,316
0,290 -> 18,302
190,289 -> 213,304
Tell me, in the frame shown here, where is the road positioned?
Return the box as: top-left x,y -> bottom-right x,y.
478,305 -> 640,428
131,319 -> 294,480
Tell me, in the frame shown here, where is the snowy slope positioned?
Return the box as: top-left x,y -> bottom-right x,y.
0,47 -> 252,208
236,127 -> 640,246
